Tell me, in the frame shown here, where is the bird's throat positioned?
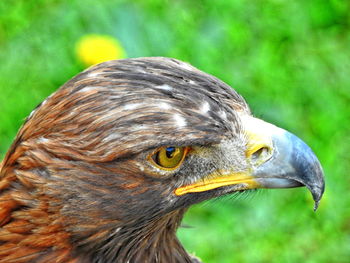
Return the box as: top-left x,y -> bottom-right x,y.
80,208 -> 194,263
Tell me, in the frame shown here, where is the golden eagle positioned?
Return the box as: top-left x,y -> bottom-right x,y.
0,57 -> 324,263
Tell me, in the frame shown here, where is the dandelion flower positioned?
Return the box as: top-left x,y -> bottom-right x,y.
76,34 -> 126,66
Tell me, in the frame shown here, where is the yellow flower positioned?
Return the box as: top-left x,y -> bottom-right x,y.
76,34 -> 126,66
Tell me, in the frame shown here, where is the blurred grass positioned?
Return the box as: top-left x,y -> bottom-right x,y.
0,0 -> 349,262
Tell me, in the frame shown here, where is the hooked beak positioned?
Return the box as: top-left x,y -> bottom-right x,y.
175,116 -> 325,210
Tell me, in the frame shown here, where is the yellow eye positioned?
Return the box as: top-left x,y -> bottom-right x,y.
149,146 -> 189,170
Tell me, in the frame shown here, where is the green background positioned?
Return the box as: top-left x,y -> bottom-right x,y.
0,0 -> 349,262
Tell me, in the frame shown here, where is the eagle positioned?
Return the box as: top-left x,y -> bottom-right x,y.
0,57 -> 324,263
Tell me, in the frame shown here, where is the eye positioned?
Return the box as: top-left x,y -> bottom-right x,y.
149,146 -> 189,170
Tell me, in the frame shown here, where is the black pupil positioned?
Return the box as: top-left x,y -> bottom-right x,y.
166,147 -> 176,158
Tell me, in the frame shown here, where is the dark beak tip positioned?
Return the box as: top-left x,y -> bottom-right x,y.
309,183 -> 325,211
287,131 -> 325,211
313,201 -> 320,212
311,167 -> 325,212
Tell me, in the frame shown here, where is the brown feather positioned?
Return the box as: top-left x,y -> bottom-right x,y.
0,57 -> 249,262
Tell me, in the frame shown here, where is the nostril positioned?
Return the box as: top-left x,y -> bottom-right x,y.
251,146 -> 270,162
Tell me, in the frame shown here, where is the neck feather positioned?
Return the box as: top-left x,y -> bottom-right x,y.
76,208 -> 194,263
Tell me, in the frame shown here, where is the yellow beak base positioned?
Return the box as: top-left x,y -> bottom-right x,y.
174,173 -> 260,196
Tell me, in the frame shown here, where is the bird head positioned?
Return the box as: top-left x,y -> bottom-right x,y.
0,57 -> 324,262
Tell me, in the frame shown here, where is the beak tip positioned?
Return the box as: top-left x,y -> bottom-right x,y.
313,202 -> 319,212
287,131 -> 325,211
310,167 -> 325,212
311,185 -> 325,211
